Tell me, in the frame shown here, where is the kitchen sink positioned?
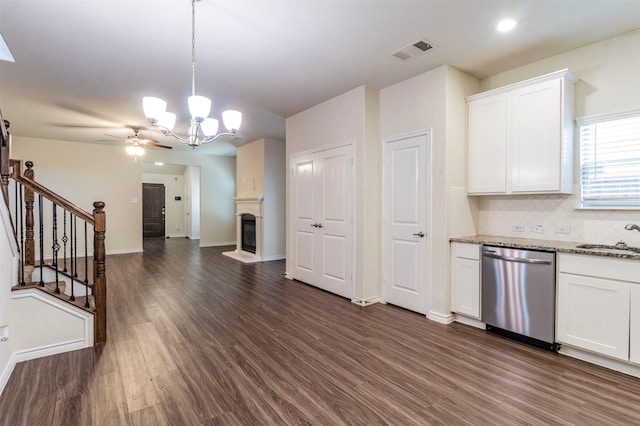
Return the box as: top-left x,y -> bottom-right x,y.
576,243 -> 640,254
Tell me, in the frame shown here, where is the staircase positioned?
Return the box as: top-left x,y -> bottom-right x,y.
0,114 -> 107,347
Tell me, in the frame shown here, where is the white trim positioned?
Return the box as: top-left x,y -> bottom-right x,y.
0,353 -> 17,397
453,314 -> 486,330
262,254 -> 285,262
167,234 -> 186,238
351,297 -> 380,307
11,288 -> 94,346
107,247 -> 143,255
428,310 -> 454,324
559,345 -> 640,379
289,139 -> 355,160
576,107 -> 640,126
199,241 -> 236,248
14,338 -> 90,363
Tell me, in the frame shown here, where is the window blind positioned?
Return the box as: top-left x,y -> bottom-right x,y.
579,110 -> 640,208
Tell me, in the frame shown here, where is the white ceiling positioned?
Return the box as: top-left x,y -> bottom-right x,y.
2,0 -> 640,156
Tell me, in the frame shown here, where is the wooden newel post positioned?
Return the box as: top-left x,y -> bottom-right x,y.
23,161 -> 35,267
1,119 -> 11,204
93,201 -> 107,344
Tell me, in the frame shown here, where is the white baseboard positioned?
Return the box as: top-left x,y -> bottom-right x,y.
167,234 -> 186,238
262,255 -> 285,262
428,310 -> 454,324
199,241 -> 236,248
559,345 -> 640,379
107,247 -> 143,255
284,273 -> 293,280
0,353 -> 17,398
351,297 -> 380,307
14,339 -> 91,364
453,314 -> 486,330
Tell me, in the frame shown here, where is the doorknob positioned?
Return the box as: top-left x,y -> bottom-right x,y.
413,231 -> 425,238
310,223 -> 324,228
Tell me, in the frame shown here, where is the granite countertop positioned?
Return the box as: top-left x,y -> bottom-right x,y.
450,234 -> 640,261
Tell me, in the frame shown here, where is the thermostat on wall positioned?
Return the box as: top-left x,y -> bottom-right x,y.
175,196 -> 181,201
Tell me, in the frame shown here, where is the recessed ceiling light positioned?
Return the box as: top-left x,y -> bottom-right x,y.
497,18 -> 517,33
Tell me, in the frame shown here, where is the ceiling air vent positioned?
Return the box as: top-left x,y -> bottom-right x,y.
391,38 -> 435,62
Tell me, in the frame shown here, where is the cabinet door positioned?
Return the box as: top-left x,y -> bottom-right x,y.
451,257 -> 480,318
510,78 -> 562,192
630,286 -> 640,364
467,92 -> 508,194
557,273 -> 630,360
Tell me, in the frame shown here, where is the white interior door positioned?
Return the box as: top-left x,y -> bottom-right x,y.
316,146 -> 353,298
292,154 -> 319,285
383,133 -> 429,314
291,145 -> 354,299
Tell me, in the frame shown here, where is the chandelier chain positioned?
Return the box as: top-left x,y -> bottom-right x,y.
191,0 -> 196,97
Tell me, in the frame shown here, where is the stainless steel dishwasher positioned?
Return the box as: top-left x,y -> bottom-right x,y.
481,246 -> 557,351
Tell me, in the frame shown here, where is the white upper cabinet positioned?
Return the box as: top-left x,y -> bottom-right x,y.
467,69 -> 576,195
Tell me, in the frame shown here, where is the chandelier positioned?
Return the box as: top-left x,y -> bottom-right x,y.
142,0 -> 241,147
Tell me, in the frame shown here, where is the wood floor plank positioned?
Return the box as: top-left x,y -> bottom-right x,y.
3,238 -> 640,425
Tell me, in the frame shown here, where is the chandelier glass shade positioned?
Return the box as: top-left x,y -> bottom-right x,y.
142,0 -> 241,147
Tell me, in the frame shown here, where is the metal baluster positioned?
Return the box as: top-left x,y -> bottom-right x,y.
84,221 -> 89,308
62,211 -> 68,272
52,204 -> 60,294
38,195 -> 44,286
69,213 -> 75,301
19,183 -> 25,286
73,216 -> 78,278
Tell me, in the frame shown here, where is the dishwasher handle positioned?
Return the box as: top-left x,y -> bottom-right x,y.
483,252 -> 552,265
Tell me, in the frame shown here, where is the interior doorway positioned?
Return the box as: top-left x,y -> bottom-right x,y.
142,183 -> 166,238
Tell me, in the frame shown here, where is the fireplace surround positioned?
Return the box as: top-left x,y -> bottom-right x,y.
223,196 -> 264,263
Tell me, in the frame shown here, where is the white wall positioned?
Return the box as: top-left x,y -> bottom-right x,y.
12,136 -> 236,250
477,30 -> 640,243
0,196 -> 18,395
380,65 -> 478,319
12,137 -> 143,254
236,139 -> 265,198
286,85 -> 380,303
184,166 -> 201,239
263,138 -> 286,259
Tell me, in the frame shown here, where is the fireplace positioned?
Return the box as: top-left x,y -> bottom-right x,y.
222,196 -> 264,264
241,214 -> 256,254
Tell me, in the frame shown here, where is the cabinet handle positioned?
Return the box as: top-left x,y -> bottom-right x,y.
413,231 -> 425,238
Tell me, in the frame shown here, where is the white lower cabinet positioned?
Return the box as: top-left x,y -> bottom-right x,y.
451,242 -> 481,319
557,253 -> 638,362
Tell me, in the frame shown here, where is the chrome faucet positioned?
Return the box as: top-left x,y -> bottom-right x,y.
625,223 -> 640,232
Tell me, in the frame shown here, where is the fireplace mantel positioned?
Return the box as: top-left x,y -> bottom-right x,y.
233,196 -> 263,217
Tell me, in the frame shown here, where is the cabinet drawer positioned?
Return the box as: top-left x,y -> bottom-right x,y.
453,242 -> 480,260
558,253 -> 640,283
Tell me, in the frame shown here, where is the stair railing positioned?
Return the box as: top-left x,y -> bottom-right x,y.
5,159 -> 107,344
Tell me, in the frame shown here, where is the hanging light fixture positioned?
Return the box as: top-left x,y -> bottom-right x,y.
143,0 -> 241,148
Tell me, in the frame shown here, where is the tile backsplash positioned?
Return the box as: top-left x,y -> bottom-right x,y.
476,188 -> 640,245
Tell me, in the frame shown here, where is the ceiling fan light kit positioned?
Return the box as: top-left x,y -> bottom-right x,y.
143,0 -> 242,148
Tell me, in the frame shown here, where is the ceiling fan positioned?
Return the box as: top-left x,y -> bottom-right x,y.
100,127 -> 172,161
102,127 -> 173,150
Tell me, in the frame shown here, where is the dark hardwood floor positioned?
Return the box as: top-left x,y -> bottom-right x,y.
2,237 -> 640,425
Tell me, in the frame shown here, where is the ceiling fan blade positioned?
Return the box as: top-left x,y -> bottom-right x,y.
142,141 -> 173,149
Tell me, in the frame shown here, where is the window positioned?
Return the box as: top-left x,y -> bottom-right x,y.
579,110 -> 640,209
